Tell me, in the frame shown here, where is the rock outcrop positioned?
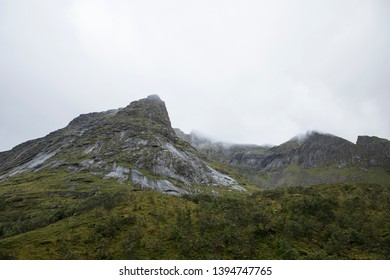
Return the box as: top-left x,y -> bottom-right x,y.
0,95 -> 242,194
1,96 -> 389,191
179,130 -> 390,188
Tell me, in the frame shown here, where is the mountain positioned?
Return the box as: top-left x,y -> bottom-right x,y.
2,96 -> 389,191
0,95 -> 242,194
177,130 -> 390,188
1,95 -> 390,260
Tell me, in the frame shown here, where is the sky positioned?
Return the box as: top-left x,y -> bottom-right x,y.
1,0 -> 389,151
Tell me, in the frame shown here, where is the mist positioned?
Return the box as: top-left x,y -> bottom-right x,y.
1,0 -> 389,151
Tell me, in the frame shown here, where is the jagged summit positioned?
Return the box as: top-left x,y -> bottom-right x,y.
1,95 -> 389,191
289,131 -> 339,143
0,96 -> 242,194
123,95 -> 172,128
147,94 -> 162,101
177,129 -> 390,188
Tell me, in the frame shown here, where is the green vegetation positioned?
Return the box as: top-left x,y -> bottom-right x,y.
1,169 -> 389,260
239,165 -> 390,189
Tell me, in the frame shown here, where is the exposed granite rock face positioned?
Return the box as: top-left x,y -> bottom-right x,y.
296,132 -> 358,168
175,129 -> 270,168
123,94 -> 172,128
104,163 -> 130,183
356,136 -> 390,167
131,169 -> 188,195
2,96 -> 389,191
185,131 -> 390,171
179,130 -> 390,188
0,95 -> 242,194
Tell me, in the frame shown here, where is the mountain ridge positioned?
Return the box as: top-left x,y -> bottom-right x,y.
176,129 -> 390,188
1,95 -> 390,190
0,95 -> 242,194
1,95 -> 390,260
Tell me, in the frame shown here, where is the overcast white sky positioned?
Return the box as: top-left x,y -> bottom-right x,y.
1,0 -> 389,151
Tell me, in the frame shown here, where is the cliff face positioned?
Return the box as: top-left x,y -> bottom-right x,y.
2,96 -> 390,261
1,96 -> 389,191
178,130 -> 390,188
0,95 -> 241,194
356,136 -> 390,167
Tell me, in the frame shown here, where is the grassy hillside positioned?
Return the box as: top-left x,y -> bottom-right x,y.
238,164 -> 390,189
0,169 -> 389,259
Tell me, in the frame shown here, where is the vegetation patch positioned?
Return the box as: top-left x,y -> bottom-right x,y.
1,170 -> 389,259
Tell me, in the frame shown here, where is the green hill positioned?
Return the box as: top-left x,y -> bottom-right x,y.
1,168 -> 389,259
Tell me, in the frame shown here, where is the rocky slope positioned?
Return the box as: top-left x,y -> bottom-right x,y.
177,130 -> 390,188
1,95 -> 389,191
2,96 -> 390,261
0,95 -> 242,194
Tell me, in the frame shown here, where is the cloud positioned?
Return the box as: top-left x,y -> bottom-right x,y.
1,0 -> 389,151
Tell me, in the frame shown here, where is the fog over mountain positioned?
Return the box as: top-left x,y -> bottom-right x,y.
1,0 -> 390,151
1,95 -> 389,190
1,94 -> 390,260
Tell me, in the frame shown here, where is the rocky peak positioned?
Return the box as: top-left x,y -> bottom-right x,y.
0,95 -> 242,194
357,136 -> 390,155
356,135 -> 390,167
297,132 -> 357,168
121,94 -> 172,128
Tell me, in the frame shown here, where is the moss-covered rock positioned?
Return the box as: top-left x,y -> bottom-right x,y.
0,95 -> 242,193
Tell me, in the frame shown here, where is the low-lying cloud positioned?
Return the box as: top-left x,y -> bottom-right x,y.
1,0 -> 389,151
